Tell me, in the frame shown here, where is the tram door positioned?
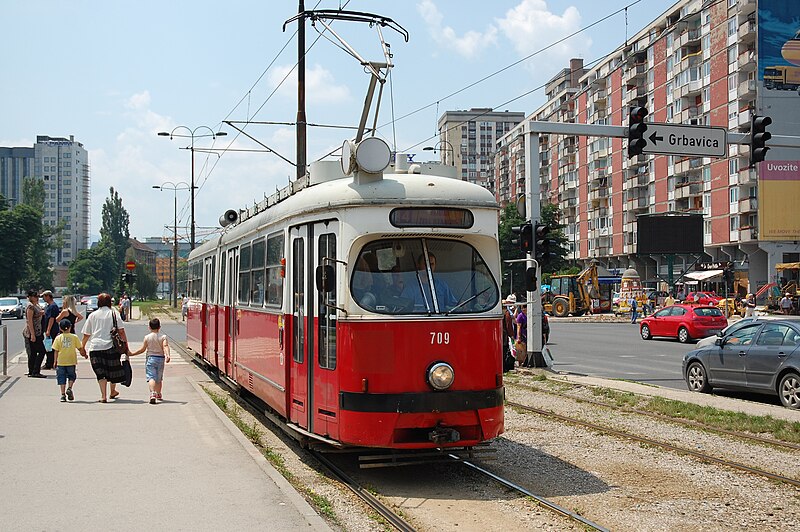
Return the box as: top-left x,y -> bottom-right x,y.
224,247 -> 238,379
289,221 -> 340,437
203,256 -> 216,364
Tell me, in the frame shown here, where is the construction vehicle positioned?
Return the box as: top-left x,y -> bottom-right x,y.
543,263 -> 600,317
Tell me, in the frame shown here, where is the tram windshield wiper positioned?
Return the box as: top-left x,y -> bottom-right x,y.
446,286 -> 492,315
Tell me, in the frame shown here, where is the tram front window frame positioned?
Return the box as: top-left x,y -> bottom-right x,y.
350,238 -> 498,315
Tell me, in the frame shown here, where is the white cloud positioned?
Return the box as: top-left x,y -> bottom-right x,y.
267,63 -> 350,105
495,0 -> 588,64
418,0 -> 498,59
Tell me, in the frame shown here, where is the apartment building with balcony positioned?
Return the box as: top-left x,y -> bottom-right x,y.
494,0 -> 798,291
436,108 -> 525,191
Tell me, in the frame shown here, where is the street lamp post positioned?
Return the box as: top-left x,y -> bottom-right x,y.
153,182 -> 190,309
158,126 -> 226,250
422,140 -> 456,166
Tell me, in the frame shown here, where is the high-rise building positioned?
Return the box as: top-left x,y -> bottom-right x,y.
0,135 -> 90,266
495,0 -> 800,293
436,108 -> 525,190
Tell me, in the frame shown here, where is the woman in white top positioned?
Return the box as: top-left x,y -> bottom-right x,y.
80,293 -> 128,402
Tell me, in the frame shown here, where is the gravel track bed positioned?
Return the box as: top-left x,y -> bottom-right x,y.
506,383 -> 800,481
500,381 -> 800,530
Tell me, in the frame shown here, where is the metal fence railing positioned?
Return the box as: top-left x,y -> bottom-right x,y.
1,325 -> 7,376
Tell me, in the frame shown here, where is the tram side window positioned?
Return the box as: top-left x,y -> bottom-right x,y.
238,244 -> 252,305
266,232 -> 285,306
188,260 -> 201,299
318,233 -> 336,370
219,252 -> 227,305
251,239 -> 266,306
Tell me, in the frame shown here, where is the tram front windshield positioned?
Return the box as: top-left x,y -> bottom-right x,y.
351,239 -> 498,315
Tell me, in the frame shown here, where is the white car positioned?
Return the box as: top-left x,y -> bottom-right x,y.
0,297 -> 25,319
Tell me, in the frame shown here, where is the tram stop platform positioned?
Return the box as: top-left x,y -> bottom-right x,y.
0,344 -> 330,532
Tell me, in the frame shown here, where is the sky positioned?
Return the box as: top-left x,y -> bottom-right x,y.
0,0 -> 662,244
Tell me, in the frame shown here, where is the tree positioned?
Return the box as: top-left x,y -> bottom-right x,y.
133,263 -> 157,300
498,203 -> 525,297
67,241 -> 118,294
99,187 -> 130,271
0,203 -> 40,293
539,202 -> 570,275
17,177 -> 62,290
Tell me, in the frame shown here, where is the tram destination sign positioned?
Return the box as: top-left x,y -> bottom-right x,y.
641,123 -> 727,158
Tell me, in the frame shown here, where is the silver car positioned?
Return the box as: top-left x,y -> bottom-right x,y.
0,297 -> 24,319
695,316 -> 800,348
683,318 -> 800,409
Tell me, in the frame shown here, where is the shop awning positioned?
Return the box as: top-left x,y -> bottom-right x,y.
684,269 -> 724,282
776,262 -> 800,271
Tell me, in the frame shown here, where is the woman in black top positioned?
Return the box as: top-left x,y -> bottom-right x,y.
55,295 -> 83,334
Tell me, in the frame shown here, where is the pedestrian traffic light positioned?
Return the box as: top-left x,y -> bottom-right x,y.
627,106 -> 649,158
524,265 -> 537,291
533,222 -> 555,265
750,114 -> 772,165
512,222 -> 533,254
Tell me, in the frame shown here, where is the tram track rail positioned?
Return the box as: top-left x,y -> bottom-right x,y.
448,454 -> 609,532
507,400 -> 800,489
507,379 -> 800,453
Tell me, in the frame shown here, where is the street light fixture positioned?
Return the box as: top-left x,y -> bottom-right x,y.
158,126 -> 227,250
422,140 -> 456,166
153,181 -> 191,309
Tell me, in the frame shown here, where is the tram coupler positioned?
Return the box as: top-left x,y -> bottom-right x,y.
428,425 -> 460,444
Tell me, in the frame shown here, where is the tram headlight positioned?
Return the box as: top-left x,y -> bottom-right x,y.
427,362 -> 455,391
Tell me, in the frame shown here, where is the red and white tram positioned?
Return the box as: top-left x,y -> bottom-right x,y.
186,152 -> 505,450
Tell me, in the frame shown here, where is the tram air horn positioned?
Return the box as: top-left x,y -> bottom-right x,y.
219,209 -> 238,228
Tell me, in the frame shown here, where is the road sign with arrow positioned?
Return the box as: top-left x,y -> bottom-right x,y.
640,122 -> 727,158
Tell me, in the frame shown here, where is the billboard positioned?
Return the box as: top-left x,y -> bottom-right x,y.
757,1 -> 800,241
636,213 -> 704,255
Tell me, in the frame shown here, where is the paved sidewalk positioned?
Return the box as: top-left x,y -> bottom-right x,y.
0,345 -> 330,532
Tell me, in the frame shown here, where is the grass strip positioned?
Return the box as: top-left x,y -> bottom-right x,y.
510,376 -> 800,445
202,386 -> 339,523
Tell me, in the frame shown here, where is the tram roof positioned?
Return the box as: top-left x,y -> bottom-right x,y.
191,162 -> 499,257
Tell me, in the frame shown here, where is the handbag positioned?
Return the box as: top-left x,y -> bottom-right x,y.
120,355 -> 133,387
110,312 -> 128,354
44,337 -> 53,351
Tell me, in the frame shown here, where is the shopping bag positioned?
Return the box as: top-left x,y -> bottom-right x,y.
121,357 -> 133,387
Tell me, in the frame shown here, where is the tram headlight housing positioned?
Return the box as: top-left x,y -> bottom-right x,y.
427,362 -> 455,391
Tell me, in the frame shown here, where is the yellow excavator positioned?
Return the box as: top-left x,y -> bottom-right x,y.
543,263 -> 600,317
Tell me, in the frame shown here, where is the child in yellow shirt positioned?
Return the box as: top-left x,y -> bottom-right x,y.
52,319 -> 88,402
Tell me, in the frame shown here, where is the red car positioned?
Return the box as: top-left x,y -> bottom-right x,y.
640,304 -> 728,343
684,291 -> 722,305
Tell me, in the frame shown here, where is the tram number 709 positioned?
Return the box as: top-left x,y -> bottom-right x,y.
430,332 -> 451,345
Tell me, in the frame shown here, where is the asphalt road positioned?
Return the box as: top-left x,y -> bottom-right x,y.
547,320 -> 690,390
547,319 -> 785,407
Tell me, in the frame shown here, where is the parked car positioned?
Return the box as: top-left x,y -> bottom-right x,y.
696,316 -> 800,349
80,295 -> 92,305
640,304 -> 728,343
0,297 -> 24,319
85,296 -> 99,315
683,318 -> 800,409
684,291 -> 722,305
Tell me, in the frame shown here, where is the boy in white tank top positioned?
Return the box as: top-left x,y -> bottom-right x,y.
129,318 -> 171,404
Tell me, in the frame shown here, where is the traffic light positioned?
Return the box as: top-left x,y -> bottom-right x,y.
750,115 -> 772,165
533,222 -> 556,264
627,106 -> 649,158
524,265 -> 538,291
512,222 -> 533,254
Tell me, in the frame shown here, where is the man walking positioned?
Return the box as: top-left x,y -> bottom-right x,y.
41,290 -> 60,370
629,296 -> 638,324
